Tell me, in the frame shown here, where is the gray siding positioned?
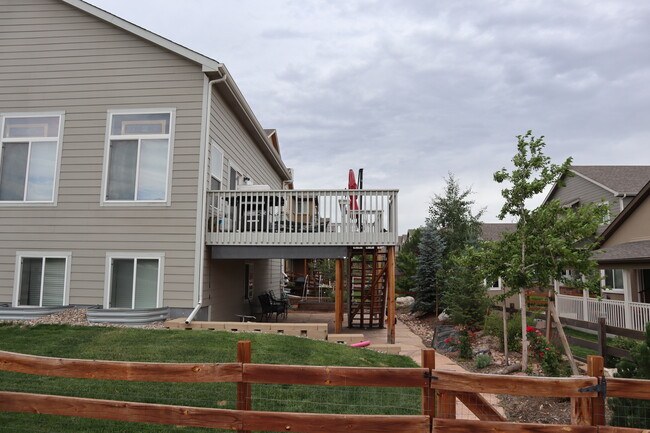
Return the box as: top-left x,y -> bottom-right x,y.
547,174 -> 619,218
0,0 -> 205,307
201,86 -> 285,314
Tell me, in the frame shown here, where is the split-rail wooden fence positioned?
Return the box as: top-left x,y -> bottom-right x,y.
1,342 -> 649,433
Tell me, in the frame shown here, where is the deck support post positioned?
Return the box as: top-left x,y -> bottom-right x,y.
335,258 -> 344,334
386,246 -> 396,344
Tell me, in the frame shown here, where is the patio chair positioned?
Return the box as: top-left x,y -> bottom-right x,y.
258,293 -> 286,322
268,290 -> 290,319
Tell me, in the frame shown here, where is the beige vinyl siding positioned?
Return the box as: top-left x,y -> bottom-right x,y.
602,198 -> 650,247
0,0 -> 206,308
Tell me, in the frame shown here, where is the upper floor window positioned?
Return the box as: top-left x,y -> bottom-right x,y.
0,114 -> 63,203
103,110 -> 174,204
210,143 -> 223,190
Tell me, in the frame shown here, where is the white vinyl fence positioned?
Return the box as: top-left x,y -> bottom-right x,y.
556,294 -> 650,332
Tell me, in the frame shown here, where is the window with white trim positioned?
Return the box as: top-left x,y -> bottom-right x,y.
229,165 -> 243,190
107,254 -> 163,309
485,278 -> 501,291
104,111 -> 173,202
16,253 -> 70,307
603,269 -> 624,291
210,143 -> 223,190
0,114 -> 63,202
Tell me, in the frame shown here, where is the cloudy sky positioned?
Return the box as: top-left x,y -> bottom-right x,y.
87,0 -> 650,233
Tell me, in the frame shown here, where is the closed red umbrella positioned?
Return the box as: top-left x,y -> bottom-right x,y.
348,169 -> 359,210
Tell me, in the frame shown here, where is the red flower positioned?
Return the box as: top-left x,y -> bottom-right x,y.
445,338 -> 451,343
539,353 -> 544,357
526,326 -> 536,333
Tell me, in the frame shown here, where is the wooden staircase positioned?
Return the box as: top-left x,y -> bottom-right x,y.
348,247 -> 388,329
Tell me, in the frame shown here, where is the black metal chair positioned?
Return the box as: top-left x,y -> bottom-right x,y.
268,290 -> 290,319
257,293 -> 286,322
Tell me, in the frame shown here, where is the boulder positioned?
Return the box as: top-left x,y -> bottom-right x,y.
396,296 -> 415,307
432,325 -> 458,352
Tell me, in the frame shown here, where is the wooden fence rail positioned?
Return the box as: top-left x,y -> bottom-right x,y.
1,346 -> 650,432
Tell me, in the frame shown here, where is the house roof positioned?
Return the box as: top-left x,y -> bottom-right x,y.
571,166 -> 650,196
61,0 -> 292,182
595,240 -> 650,264
480,223 -> 517,242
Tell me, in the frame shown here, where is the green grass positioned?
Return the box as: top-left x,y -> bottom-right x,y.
0,325 -> 420,432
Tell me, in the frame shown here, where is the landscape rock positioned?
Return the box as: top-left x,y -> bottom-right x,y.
437,310 -> 450,321
396,296 -> 415,307
432,325 -> 457,352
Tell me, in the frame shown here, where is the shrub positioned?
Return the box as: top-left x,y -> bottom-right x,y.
475,353 -> 492,369
444,326 -> 475,360
526,326 -> 565,377
483,311 -> 532,352
610,322 -> 650,428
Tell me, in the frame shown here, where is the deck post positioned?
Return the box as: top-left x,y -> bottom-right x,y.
335,258 -> 344,334
386,245 -> 396,344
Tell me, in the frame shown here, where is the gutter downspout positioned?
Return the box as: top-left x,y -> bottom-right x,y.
186,66 -> 229,325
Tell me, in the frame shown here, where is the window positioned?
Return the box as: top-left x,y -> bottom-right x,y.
104,110 -> 174,203
229,165 -> 243,190
15,253 -> 70,307
106,254 -> 164,309
210,143 -> 223,190
0,114 -> 63,202
603,269 -> 624,291
296,199 -> 310,215
485,278 -> 501,291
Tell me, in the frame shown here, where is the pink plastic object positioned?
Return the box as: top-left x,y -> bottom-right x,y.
349,340 -> 371,347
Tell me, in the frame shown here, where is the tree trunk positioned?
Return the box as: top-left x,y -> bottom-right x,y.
520,291 -> 528,372
548,301 -> 579,375
502,293 -> 509,366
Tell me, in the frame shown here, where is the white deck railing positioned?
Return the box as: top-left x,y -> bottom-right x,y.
556,294 -> 650,331
205,189 -> 398,246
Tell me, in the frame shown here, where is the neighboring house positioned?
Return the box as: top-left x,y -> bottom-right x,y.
544,165 -> 650,222
480,223 -> 517,303
0,0 -> 288,322
545,166 -> 650,331
0,0 -> 399,331
556,179 -> 650,331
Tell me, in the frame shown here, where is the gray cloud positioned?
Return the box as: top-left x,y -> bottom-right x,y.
88,0 -> 650,232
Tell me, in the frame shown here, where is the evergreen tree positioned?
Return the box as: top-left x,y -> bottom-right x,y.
440,247 -> 491,327
414,219 -> 445,313
610,322 -> 650,428
429,173 -> 484,257
396,228 -> 422,295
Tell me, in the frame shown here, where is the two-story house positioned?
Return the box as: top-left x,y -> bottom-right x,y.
0,0 -> 400,341
545,166 -> 650,331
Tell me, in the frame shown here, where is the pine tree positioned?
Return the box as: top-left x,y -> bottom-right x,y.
610,322 -> 650,428
414,219 -> 445,313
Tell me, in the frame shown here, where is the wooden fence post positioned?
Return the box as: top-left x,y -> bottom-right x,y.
597,317 -> 607,359
588,355 -> 606,426
422,349 -> 436,424
237,340 -> 252,433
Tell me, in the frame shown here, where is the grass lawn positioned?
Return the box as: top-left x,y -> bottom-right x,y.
0,324 -> 421,432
